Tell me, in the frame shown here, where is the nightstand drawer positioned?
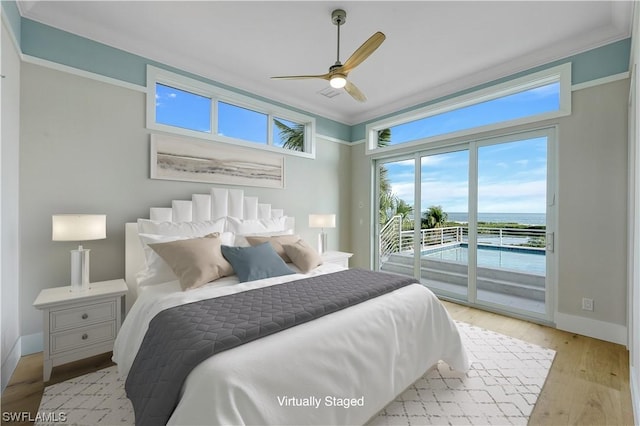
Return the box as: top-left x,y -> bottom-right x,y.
50,321 -> 116,354
34,279 -> 127,381
50,301 -> 117,333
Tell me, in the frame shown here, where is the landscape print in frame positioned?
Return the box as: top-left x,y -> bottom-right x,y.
151,134 -> 285,189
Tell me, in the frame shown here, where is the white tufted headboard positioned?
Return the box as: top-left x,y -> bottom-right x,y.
124,187 -> 294,311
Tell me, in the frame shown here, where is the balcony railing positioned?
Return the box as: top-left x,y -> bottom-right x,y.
379,216 -> 546,261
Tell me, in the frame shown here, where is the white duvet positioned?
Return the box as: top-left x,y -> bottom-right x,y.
113,264 -> 469,425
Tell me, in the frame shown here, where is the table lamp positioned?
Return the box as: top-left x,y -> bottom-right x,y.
308,214 -> 336,254
52,214 -> 106,292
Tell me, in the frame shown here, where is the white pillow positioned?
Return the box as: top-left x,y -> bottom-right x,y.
219,232 -> 235,246
137,233 -> 185,286
225,216 -> 288,235
137,231 -> 235,286
137,218 -> 226,237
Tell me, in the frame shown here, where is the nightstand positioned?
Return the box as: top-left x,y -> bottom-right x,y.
321,251 -> 353,268
33,279 -> 128,382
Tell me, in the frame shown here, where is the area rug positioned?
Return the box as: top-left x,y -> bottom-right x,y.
36,322 -> 555,426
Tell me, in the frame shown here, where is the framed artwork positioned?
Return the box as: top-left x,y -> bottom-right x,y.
150,134 -> 285,189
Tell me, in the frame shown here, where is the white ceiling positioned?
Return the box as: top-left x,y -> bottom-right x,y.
18,1 -> 633,125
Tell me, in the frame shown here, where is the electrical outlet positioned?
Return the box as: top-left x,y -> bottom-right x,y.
582,298 -> 594,311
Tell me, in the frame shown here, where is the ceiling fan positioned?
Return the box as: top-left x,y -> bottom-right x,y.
271,9 -> 385,102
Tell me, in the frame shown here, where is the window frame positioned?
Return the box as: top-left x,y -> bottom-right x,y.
146,65 -> 316,158
365,63 -> 571,155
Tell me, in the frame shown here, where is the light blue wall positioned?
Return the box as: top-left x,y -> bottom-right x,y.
19,18 -> 352,142
22,18 -> 146,84
8,7 -> 633,143
1,0 -> 21,46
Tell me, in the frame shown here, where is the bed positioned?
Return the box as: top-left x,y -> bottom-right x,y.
113,187 -> 469,425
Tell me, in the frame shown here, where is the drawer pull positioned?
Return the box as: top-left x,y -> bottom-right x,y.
81,313 -> 88,320
81,333 -> 88,340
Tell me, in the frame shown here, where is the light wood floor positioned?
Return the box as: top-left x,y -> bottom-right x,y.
443,301 -> 635,425
1,301 -> 635,425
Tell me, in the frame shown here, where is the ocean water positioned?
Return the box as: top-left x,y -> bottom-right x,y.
447,212 -> 546,226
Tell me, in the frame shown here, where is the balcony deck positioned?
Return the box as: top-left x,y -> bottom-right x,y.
380,251 -> 545,313
379,216 -> 547,315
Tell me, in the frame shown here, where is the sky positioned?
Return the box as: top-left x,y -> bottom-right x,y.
156,83 -> 295,146
388,83 -> 559,144
383,137 -> 548,215
156,80 -> 558,216
382,82 -> 557,215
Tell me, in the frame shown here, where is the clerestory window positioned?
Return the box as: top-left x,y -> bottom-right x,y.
366,63 -> 571,154
147,66 -> 316,158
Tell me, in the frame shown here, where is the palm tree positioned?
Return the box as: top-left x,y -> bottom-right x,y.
377,129 -> 392,195
394,199 -> 414,230
379,190 -> 397,225
394,199 -> 413,219
273,119 -> 305,152
422,205 -> 448,229
377,128 -> 391,147
377,128 -> 394,225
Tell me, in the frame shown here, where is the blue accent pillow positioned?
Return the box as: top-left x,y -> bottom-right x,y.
221,242 -> 295,283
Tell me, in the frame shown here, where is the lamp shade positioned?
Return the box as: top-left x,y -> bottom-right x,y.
308,214 -> 336,228
52,214 -> 107,241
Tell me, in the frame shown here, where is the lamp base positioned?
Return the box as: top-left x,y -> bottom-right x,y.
317,231 -> 328,254
70,246 -> 90,292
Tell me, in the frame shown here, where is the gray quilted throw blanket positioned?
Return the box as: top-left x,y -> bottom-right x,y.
124,268 -> 418,426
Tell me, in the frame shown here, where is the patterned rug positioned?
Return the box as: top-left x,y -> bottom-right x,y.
36,322 -> 555,426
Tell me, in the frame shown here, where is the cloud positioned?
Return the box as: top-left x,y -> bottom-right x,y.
391,182 -> 416,204
386,177 -> 546,214
527,82 -> 559,98
420,155 -> 447,166
392,159 -> 415,167
478,180 -> 546,213
382,139 -> 548,215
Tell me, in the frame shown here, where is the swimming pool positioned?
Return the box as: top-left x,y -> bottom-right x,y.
422,244 -> 545,275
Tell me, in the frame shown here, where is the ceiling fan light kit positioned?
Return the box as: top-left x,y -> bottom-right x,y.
329,74 -> 347,89
271,9 -> 385,102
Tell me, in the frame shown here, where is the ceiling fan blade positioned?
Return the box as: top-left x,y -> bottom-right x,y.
344,80 -> 367,102
341,31 -> 386,73
271,73 -> 330,80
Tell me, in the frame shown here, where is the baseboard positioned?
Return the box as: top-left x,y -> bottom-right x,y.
1,338 -> 21,393
21,332 -> 43,355
632,366 -> 640,426
555,312 -> 627,345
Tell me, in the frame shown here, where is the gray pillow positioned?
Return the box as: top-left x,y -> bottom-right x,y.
221,242 -> 295,283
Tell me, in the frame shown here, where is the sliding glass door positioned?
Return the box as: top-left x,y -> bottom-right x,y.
378,157 -> 415,279
419,150 -> 469,299
474,133 -> 552,318
375,128 -> 555,322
